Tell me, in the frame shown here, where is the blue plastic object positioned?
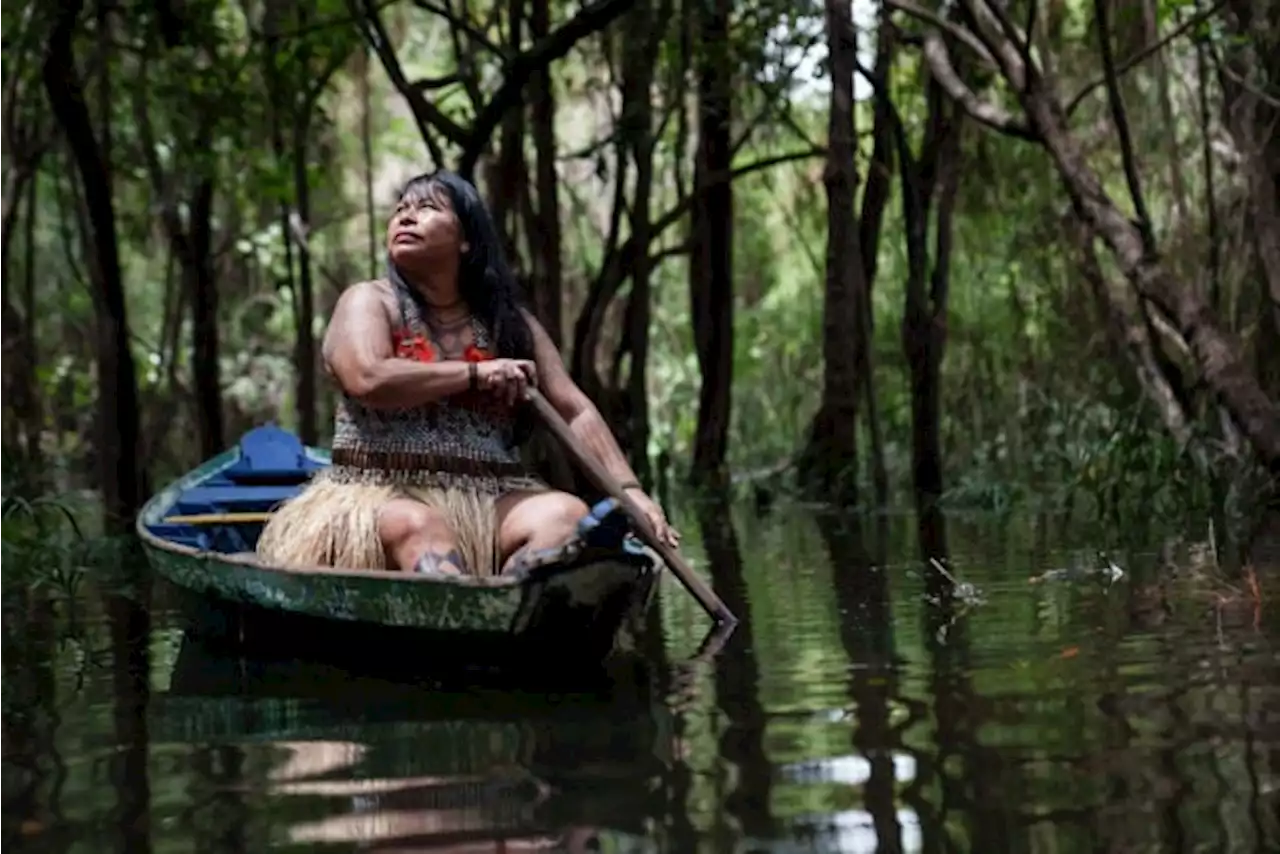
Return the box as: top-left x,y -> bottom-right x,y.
222,424 -> 322,485
576,497 -> 631,552
149,425 -> 324,554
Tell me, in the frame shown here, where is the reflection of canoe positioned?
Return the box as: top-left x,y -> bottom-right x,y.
148,635 -> 671,846
136,424 -> 663,670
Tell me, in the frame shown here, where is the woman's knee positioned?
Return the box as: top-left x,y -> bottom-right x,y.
534,492 -> 591,538
377,500 -> 451,547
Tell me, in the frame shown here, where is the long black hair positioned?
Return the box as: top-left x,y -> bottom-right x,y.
386,170 -> 534,364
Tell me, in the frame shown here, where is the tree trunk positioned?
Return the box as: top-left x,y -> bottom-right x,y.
43,0 -> 146,531
187,179 -> 224,459
292,122 -> 318,446
688,0 -> 734,487
1217,0 -> 1280,402
618,0 -> 664,485
1075,224 -> 1193,444
20,179 -> 44,480
800,0 -> 864,505
858,6 -> 895,506
528,0 -> 563,343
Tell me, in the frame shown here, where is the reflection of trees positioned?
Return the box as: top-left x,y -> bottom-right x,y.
816,513 -> 902,854
189,745 -> 249,854
104,577 -> 152,854
916,504 -> 1010,852
2,588 -> 65,851
694,493 -> 776,845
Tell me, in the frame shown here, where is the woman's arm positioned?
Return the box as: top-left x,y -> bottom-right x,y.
323,281 -> 473,409
524,310 -> 679,545
523,309 -> 640,485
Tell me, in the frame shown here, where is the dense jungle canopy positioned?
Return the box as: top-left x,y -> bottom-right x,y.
2,0 -> 1277,539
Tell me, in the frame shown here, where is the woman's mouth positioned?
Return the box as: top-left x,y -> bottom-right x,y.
393,232 -> 420,244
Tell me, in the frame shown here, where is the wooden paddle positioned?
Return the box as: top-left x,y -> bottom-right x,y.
163,511 -> 273,525
524,387 -> 739,626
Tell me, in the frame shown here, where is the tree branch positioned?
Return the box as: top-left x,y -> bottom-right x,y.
458,0 -> 636,177
887,0 -> 997,66
1065,0 -> 1226,116
411,0 -> 502,53
917,33 -> 1038,140
1092,0 -> 1155,251
351,0 -> 456,164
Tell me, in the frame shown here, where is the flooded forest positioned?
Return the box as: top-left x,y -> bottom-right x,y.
3,0 -> 1279,852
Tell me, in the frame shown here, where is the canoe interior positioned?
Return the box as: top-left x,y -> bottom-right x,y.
139,423 -> 329,555
137,424 -> 664,666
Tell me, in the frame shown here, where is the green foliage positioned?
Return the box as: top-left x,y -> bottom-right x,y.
4,0 -> 1272,540
2,491 -> 93,598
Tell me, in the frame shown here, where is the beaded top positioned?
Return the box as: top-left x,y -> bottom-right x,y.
327,280 -> 541,493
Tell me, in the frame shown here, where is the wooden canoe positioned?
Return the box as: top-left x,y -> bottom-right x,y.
136,424 -> 663,670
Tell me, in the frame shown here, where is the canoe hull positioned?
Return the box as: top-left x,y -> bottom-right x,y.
151,547 -> 661,671
137,424 -> 664,673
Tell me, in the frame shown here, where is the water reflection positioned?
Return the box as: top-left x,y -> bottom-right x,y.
815,514 -> 902,853
695,493 -> 776,845
3,505 -> 1278,853
104,588 -> 151,854
152,633 -> 672,851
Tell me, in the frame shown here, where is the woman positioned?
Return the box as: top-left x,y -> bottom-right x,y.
256,170 -> 677,576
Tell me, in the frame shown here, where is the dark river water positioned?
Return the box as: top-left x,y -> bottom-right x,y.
4,502 -> 1278,853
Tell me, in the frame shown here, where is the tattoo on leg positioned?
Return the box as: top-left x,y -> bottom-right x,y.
503,545 -> 532,574
414,548 -> 467,575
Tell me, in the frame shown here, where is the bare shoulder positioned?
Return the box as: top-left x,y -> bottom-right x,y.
329,279 -> 397,327
324,281 -> 395,365
335,277 -> 389,307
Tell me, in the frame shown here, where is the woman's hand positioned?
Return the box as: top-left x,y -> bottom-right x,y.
624,487 -> 680,548
477,358 -> 536,406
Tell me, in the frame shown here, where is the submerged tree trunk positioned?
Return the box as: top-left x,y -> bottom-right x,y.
44,0 -> 146,531
858,6 -> 895,507
292,127 -> 318,447
800,0 -> 865,506
19,181 -> 43,480
909,89 -> 961,508
187,180 -> 223,459
688,0 -> 734,487
618,0 -> 666,485
528,0 -> 563,343
131,22 -> 226,462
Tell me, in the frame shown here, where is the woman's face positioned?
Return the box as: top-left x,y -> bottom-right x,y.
385,182 -> 467,268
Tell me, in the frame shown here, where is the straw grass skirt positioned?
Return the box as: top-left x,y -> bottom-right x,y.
255,469 -> 539,575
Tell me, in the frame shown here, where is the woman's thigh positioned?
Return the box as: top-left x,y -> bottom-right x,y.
494,489 -> 590,563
